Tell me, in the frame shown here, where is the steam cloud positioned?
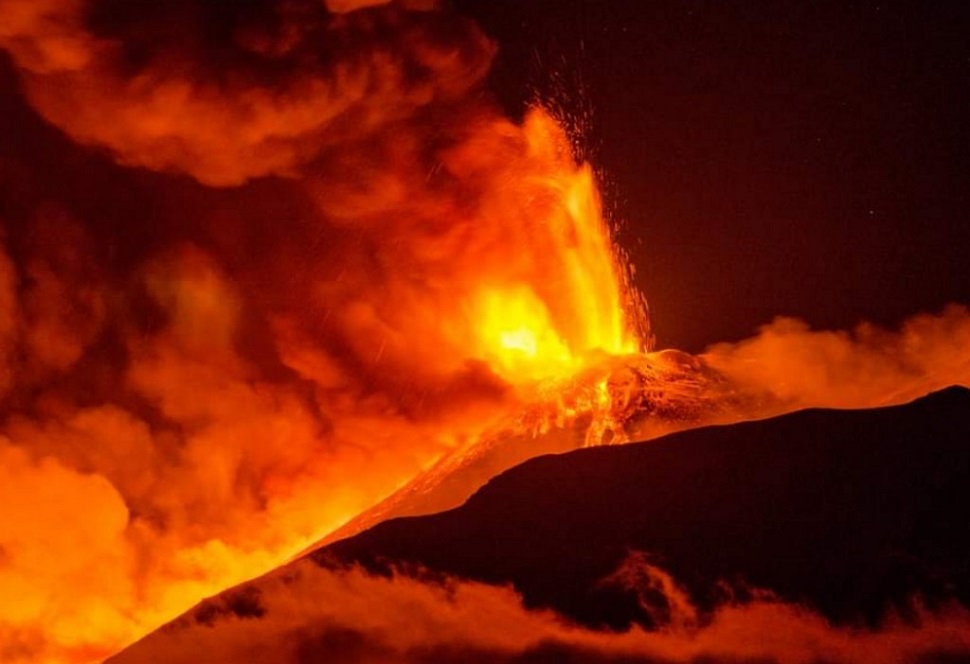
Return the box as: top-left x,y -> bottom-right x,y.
0,0 -> 967,663
701,304 -> 970,416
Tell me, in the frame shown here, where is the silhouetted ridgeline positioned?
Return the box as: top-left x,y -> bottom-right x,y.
320,386 -> 970,628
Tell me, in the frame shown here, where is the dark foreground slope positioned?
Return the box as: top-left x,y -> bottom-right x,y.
111,387 -> 970,664
321,386 -> 970,628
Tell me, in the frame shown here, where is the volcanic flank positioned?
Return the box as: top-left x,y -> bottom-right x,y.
111,387 -> 970,663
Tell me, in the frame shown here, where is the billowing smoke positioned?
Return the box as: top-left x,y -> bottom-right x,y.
0,0 -> 644,661
110,557 -> 970,664
0,0 -> 489,186
701,304 -> 970,415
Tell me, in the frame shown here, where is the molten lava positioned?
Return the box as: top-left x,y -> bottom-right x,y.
0,50 -> 650,663
465,114 -> 644,384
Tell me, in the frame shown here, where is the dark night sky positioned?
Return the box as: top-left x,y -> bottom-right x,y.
1,1 -> 968,353
459,0 -> 970,351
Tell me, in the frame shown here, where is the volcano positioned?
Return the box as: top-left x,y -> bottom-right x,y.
110,386 -> 970,663
310,349 -> 746,548
2,2 -> 969,661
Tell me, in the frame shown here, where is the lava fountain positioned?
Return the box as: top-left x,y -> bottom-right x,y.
0,2 -> 658,660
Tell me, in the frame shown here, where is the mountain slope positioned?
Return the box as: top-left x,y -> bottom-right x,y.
311,350 -> 741,548
111,386 -> 970,663
320,386 -> 970,627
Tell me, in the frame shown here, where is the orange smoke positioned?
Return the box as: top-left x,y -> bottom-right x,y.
0,1 -> 647,660
0,0 -> 493,186
0,110 -> 645,660
701,304 -> 970,415
109,557 -> 970,664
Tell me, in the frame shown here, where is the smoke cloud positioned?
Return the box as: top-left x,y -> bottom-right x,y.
0,0 -> 491,185
0,0 -> 642,660
701,304 -> 970,416
109,557 -> 970,664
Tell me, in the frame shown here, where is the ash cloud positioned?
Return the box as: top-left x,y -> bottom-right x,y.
0,0 -> 492,186
0,0 -> 636,661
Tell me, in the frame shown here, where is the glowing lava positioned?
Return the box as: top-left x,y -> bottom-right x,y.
468,112 -> 645,384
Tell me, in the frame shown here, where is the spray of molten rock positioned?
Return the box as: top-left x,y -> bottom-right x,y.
0,0 -> 968,662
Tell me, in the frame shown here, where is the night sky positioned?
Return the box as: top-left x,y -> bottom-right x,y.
459,0 -> 970,351
2,1 -> 968,353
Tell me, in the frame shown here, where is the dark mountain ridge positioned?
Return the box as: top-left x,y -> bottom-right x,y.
110,386 -> 970,664
318,386 -> 970,629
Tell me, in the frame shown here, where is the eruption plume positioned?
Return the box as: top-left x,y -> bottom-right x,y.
0,0 -> 648,660
0,1 -> 967,662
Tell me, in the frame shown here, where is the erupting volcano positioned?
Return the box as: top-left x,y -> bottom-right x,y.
0,1 -> 968,663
